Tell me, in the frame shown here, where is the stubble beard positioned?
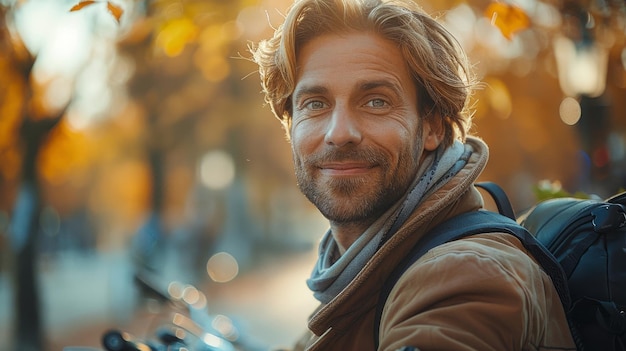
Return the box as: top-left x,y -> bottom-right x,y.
294,146 -> 418,225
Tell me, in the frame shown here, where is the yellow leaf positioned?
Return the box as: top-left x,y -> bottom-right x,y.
70,0 -> 97,12
155,18 -> 198,57
484,2 -> 531,40
107,1 -> 123,23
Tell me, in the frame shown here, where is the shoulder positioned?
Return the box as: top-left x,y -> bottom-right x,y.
411,232 -> 546,287
379,232 -> 567,350
388,232 -> 553,314
431,232 -> 535,262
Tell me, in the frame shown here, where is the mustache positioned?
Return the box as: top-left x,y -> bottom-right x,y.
304,146 -> 388,167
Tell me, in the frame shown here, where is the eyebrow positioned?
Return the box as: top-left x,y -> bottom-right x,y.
359,79 -> 403,98
293,85 -> 329,105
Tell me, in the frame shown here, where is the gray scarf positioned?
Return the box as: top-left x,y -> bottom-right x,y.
306,141 -> 473,303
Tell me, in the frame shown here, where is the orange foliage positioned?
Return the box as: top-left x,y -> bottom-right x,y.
70,0 -> 123,23
106,1 -> 123,23
69,0 -> 96,11
155,18 -> 199,57
484,2 -> 531,40
38,119 -> 97,186
0,58 -> 26,181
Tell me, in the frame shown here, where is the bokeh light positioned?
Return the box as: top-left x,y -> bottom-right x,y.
167,281 -> 185,300
211,314 -> 239,341
559,97 -> 581,126
199,150 -> 236,190
206,251 -> 239,283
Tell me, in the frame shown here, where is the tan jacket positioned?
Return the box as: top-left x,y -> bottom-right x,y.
294,137 -> 576,351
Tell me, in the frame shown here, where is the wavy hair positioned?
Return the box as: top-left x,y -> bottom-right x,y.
251,0 -> 478,146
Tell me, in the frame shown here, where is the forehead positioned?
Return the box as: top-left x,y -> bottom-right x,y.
294,32 -> 414,95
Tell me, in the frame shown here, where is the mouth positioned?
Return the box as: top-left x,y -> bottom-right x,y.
318,162 -> 375,176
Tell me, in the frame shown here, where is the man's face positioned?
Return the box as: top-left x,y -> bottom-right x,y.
290,32 -> 440,229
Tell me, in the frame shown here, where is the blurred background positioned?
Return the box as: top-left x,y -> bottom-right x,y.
0,0 -> 624,350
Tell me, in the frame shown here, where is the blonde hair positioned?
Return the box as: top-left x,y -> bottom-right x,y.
252,0 -> 477,146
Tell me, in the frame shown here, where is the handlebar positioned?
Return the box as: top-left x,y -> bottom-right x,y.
102,330 -> 158,351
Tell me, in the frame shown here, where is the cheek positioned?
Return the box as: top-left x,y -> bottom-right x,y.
290,123 -> 306,145
291,120 -> 323,151
394,127 -> 423,165
290,130 -> 314,165
372,121 -> 418,154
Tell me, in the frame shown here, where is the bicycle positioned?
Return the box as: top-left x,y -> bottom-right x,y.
64,271 -> 268,351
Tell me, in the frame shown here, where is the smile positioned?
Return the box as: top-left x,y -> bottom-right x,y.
319,162 -> 375,176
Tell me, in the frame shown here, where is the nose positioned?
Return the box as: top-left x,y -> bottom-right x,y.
324,105 -> 362,147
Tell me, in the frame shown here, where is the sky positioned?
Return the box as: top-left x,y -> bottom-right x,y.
12,0 -> 133,129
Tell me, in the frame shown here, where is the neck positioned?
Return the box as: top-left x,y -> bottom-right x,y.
329,221 -> 373,254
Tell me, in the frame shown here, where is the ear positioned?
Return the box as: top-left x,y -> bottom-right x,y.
423,117 -> 444,151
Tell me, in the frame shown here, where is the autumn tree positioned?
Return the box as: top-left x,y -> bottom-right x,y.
0,4 -> 68,350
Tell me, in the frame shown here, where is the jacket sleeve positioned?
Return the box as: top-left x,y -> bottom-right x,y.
378,235 -> 563,351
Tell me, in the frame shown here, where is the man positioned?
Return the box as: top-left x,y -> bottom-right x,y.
252,0 -> 576,350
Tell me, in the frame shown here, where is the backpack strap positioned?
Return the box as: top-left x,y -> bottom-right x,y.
373,210 -> 570,348
475,181 -> 516,220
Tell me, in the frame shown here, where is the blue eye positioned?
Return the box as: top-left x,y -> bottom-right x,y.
366,98 -> 388,108
306,100 -> 326,110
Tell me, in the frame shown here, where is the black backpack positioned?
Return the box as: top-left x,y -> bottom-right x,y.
374,182 -> 626,351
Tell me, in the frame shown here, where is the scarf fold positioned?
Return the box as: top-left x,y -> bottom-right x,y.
307,141 -> 473,304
